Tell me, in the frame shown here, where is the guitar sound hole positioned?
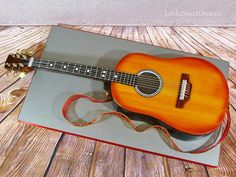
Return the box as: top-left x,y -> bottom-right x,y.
135,70 -> 163,97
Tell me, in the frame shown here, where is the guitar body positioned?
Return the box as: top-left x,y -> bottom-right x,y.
111,53 -> 229,135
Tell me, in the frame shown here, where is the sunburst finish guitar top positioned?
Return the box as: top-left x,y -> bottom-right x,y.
5,52 -> 229,135
112,53 -> 229,135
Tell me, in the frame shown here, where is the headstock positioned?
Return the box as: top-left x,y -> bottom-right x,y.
4,50 -> 34,77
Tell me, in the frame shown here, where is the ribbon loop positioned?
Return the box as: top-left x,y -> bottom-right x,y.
62,93 -> 231,154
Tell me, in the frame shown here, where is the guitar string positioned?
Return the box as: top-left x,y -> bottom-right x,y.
21,58 -> 161,81
19,59 -> 183,90
26,59 -> 162,84
30,63 -> 163,90
31,65 -> 160,90
23,60 -> 173,91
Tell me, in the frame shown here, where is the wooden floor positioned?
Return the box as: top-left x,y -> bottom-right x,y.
0,25 -> 235,177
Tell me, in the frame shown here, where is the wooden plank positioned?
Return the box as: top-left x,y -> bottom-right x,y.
0,27 -> 9,31
172,26 -> 236,90
179,27 -> 236,69
167,160 -> 208,177
0,72 -> 34,122
0,27 -> 42,47
0,64 -> 7,77
155,27 -> 181,51
80,26 -> 103,34
110,26 -> 123,38
46,135 -> 96,177
57,23 -> 83,30
228,80 -> 236,108
127,26 -> 140,42
208,27 -> 236,45
198,27 -> 236,51
171,27 -> 217,58
219,27 -> 236,35
99,26 -> 113,36
0,27 -> 29,38
137,26 -> 152,45
0,26 -> 51,63
0,102 -> 28,166
162,27 -> 198,54
0,30 -> 65,176
125,151 -> 167,177
88,143 -> 124,177
218,28 -> 236,39
207,106 -> 236,177
0,121 -> 61,177
121,26 -> 129,40
146,27 -> 163,46
0,69 -> 20,93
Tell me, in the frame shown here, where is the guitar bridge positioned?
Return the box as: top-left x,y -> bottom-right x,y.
176,73 -> 192,108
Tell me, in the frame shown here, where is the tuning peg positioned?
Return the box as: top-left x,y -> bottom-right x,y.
19,72 -> 26,78
17,48 -> 34,57
10,53 -> 16,57
12,63 -> 17,68
14,71 -> 19,77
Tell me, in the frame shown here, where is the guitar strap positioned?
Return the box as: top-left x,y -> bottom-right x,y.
62,93 -> 231,154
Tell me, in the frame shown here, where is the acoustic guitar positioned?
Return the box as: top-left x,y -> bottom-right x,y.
5,52 -> 229,135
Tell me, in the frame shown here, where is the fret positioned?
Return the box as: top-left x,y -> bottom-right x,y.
73,64 -> 79,73
80,64 -> 86,75
61,62 -> 69,71
120,72 -> 125,84
86,65 -> 92,76
60,61 -> 64,71
27,58 -> 138,87
67,63 -> 74,73
54,62 -> 62,71
113,71 -> 118,82
94,66 -> 98,78
96,67 -> 102,79
107,70 -> 111,80
77,64 -> 82,74
102,69 -> 108,80
72,63 -> 76,73
38,59 -> 42,68
48,61 -> 55,69
45,60 -> 50,69
90,66 -> 96,77
128,74 -> 133,86
132,75 -> 137,86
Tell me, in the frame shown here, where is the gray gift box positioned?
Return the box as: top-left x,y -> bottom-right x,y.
18,27 -> 229,167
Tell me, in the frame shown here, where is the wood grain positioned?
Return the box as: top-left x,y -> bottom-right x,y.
110,26 -> 123,38
88,143 -> 125,177
0,102 -> 28,166
179,27 -> 236,69
0,125 -> 61,177
207,106 -> 236,177
125,151 -> 166,177
0,72 -> 34,122
137,26 -> 152,45
46,135 -> 96,177
0,26 -> 51,63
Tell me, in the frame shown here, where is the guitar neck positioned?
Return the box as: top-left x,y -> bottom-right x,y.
25,58 -> 137,86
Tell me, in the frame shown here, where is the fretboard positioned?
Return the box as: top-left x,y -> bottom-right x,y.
24,58 -> 137,86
